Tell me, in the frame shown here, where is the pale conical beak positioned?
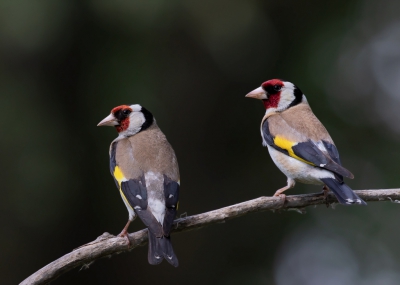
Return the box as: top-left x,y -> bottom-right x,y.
245,87 -> 267,99
97,113 -> 119,126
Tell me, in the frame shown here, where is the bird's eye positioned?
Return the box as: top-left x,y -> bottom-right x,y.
122,109 -> 131,116
273,85 -> 281,91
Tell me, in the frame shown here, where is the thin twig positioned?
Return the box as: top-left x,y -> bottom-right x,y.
20,189 -> 400,285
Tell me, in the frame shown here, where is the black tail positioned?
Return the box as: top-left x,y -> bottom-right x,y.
321,178 -> 367,205
159,235 -> 179,267
148,231 -> 179,267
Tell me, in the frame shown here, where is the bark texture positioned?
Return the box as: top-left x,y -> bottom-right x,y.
20,189 -> 400,285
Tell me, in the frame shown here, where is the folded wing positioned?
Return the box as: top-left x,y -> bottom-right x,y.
262,117 -> 353,179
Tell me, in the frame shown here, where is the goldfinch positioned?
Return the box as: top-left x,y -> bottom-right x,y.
246,79 -> 366,205
98,104 -> 180,266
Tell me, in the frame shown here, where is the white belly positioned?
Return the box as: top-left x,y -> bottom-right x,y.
267,145 -> 334,185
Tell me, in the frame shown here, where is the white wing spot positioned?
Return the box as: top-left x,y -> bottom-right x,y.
136,195 -> 142,200
168,194 -> 173,198
315,141 -> 327,152
320,164 -> 326,167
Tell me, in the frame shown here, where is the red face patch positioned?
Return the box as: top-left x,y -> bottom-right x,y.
262,94 -> 280,109
111,105 -> 132,114
260,79 -> 284,110
116,118 -> 130,133
111,105 -> 133,133
261,79 -> 284,89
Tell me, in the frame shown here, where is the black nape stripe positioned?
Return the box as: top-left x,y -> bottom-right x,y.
288,85 -> 303,108
140,107 -> 154,132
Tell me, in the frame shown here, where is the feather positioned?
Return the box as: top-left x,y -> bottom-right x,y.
261,111 -> 354,179
321,178 -> 366,205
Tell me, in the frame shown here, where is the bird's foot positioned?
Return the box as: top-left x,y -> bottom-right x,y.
117,220 -> 132,248
320,185 -> 330,207
273,193 -> 286,207
273,192 -> 286,198
118,229 -> 131,248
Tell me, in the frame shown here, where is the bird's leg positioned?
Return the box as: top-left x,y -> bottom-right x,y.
118,220 -> 132,247
322,185 -> 330,207
317,185 -> 330,196
322,185 -> 329,197
273,178 -> 295,200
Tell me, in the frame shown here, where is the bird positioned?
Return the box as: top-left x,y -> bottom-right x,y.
98,104 -> 180,266
245,79 -> 366,205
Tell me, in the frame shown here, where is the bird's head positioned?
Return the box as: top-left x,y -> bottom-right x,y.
245,79 -> 304,112
97,104 -> 154,137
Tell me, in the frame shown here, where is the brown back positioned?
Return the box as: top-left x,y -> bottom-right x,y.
114,122 -> 180,181
265,102 -> 334,144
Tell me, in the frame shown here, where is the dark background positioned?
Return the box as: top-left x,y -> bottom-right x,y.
2,0 -> 400,284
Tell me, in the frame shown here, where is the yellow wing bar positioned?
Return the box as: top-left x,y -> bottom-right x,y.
113,166 -> 134,210
113,166 -> 126,187
273,135 -> 315,166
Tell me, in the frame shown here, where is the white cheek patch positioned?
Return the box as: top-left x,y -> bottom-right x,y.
276,82 -> 297,111
129,112 -> 145,129
130,104 -> 142,112
277,89 -> 295,110
118,112 -> 145,137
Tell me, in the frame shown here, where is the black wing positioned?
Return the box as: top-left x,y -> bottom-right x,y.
163,175 -> 180,236
120,176 -> 163,237
322,140 -> 344,181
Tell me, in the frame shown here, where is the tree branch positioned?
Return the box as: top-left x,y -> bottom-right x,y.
20,189 -> 400,285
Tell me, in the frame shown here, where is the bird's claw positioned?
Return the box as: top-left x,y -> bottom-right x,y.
117,231 -> 131,248
273,193 -> 286,207
320,185 -> 330,207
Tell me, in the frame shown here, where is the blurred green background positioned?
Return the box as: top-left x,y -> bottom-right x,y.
2,0 -> 400,284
